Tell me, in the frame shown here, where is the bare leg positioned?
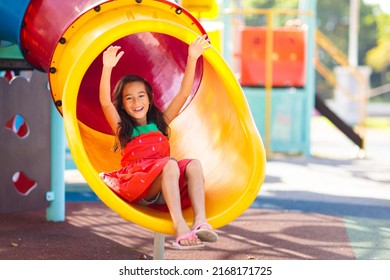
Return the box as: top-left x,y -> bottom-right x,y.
142,173 -> 162,201
185,160 -> 207,227
185,160 -> 218,243
160,159 -> 202,246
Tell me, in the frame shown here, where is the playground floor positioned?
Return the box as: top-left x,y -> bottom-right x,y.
1,116 -> 389,260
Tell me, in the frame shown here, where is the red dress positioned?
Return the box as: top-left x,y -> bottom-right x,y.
100,124 -> 192,211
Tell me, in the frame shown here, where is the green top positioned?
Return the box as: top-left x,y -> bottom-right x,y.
131,123 -> 159,137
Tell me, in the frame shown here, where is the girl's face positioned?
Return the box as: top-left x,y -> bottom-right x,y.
122,81 -> 150,126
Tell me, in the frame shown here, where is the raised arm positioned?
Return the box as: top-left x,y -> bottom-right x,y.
99,46 -> 124,134
164,35 -> 211,124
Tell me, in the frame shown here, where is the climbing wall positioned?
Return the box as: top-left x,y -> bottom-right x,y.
0,70 -> 51,213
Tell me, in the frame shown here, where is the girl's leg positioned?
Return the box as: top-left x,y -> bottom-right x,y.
185,160 -> 219,243
184,160 -> 208,227
157,159 -> 202,247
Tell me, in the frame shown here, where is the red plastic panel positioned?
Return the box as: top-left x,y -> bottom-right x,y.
20,0 -> 105,71
240,26 -> 306,87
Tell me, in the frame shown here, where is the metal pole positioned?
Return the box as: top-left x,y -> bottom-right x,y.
349,0 -> 366,151
264,13 -> 273,157
46,100 -> 65,222
348,0 -> 359,67
153,232 -> 165,260
299,0 -> 317,157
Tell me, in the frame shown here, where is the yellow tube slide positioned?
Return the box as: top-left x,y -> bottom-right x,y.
49,0 -> 265,234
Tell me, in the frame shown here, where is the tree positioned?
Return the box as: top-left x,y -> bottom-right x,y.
366,10 -> 390,92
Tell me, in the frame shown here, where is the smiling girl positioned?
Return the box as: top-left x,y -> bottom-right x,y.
98,35 -> 218,249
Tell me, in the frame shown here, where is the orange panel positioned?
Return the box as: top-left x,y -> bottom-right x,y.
240,26 -> 306,87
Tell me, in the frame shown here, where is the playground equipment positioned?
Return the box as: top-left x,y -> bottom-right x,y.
240,26 -> 306,88
222,0 -> 317,156
0,0 -> 265,249
0,71 -> 57,213
315,29 -> 368,149
222,0 -> 367,156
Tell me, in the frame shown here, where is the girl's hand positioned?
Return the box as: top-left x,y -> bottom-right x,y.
188,35 -> 211,60
103,45 -> 124,68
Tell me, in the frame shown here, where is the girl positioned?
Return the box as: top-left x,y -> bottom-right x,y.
98,35 -> 218,249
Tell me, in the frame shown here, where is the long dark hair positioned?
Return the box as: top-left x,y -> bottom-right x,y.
112,75 -> 169,151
